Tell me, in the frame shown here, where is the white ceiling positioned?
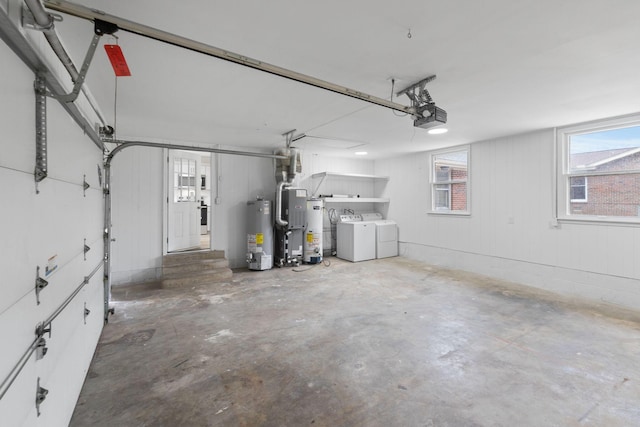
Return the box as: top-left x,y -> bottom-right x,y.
53,0 -> 640,159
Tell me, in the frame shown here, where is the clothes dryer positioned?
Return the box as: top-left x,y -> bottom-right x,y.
373,220 -> 398,258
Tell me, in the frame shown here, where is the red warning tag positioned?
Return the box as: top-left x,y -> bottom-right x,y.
104,44 -> 131,77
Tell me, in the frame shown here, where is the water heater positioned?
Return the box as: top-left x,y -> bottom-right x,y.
246,199 -> 273,270
304,198 -> 323,264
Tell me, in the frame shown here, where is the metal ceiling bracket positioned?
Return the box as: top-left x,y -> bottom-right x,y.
94,19 -> 118,36
21,5 -> 57,31
83,174 -> 90,196
35,266 -> 49,305
34,74 -> 48,193
84,238 -> 91,260
56,33 -> 101,103
98,125 -> 115,141
396,75 -> 437,118
283,130 -> 296,148
23,5 -> 104,106
2,2 -> 106,148
396,75 -> 448,129
35,378 -> 48,417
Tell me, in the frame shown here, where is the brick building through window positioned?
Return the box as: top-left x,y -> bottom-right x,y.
432,148 -> 469,213
569,148 -> 640,217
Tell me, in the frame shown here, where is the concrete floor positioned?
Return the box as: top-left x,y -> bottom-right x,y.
71,257 -> 640,426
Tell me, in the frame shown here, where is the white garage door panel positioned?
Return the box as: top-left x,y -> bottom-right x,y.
0,168 -> 40,314
36,274 -> 104,427
0,292 -> 42,393
0,24 -> 105,426
0,270 -> 103,427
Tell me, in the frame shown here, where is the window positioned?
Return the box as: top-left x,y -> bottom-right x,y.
173,158 -> 197,202
569,176 -> 587,202
430,147 -> 470,214
558,115 -> 640,221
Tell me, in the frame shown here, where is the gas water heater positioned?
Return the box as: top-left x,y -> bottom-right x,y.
304,198 -> 323,264
246,198 -> 273,270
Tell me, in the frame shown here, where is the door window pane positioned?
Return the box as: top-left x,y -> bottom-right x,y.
173,158 -> 197,202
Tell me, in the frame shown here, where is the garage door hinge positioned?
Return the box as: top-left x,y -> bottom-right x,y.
84,302 -> 91,324
83,174 -> 91,196
35,266 -> 48,305
35,336 -> 48,360
84,238 -> 91,260
35,378 -> 48,417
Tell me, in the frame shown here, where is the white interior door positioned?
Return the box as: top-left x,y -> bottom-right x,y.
168,150 -> 201,252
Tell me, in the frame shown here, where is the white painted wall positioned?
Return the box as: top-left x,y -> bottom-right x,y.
375,129 -> 640,310
0,40 -> 104,426
298,152 -> 379,254
110,146 -> 164,284
211,153 -> 276,268
109,148 -> 276,276
109,149 -> 377,277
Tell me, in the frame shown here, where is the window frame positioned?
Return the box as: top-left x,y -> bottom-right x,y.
556,113 -> 640,224
429,145 -> 471,215
569,176 -> 588,203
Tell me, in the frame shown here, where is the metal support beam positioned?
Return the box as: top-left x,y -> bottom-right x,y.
43,0 -> 415,115
23,0 -> 110,128
106,140 -> 289,163
57,33 -> 101,103
0,9 -> 105,149
34,74 -> 48,192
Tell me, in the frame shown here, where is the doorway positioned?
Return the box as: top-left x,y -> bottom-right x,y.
166,149 -> 213,252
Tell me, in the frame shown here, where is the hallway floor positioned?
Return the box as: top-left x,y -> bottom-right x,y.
71,257 -> 640,426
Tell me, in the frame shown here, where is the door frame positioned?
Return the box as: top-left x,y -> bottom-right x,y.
162,148 -> 214,255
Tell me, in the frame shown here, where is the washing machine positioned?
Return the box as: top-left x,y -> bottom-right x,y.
336,214 -> 376,262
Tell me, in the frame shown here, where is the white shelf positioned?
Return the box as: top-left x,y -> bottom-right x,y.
311,171 -> 390,204
311,172 -> 389,180
322,197 -> 390,203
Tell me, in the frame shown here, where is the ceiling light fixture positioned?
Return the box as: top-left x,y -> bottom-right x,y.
428,128 -> 448,135
355,151 -> 368,156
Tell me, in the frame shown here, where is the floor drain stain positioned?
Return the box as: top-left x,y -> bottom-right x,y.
121,329 -> 156,344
